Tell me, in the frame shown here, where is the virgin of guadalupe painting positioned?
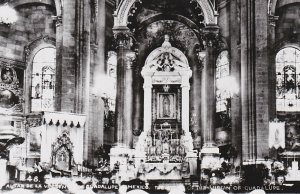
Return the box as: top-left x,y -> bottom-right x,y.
162,95 -> 171,117
157,93 -> 176,119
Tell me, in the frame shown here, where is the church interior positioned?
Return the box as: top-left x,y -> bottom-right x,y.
0,0 -> 300,193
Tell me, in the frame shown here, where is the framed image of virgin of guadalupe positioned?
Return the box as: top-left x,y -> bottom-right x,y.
157,93 -> 176,119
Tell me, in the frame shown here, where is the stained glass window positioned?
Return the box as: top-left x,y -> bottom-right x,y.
216,50 -> 230,112
31,48 -> 56,112
276,47 -> 300,112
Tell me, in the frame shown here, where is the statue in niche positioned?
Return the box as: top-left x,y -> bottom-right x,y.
162,138 -> 170,154
149,142 -> 157,161
147,34 -> 188,72
162,34 -> 171,48
55,147 -> 70,171
163,95 -> 171,117
156,139 -> 162,155
170,144 -> 176,156
160,131 -> 170,155
1,68 -> 14,84
58,152 -> 66,162
35,83 -> 41,99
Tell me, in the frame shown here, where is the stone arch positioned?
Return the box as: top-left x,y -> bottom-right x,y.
23,36 -> 56,113
268,0 -> 277,14
273,36 -> 300,53
136,14 -> 200,34
11,0 -> 62,15
113,0 -> 216,28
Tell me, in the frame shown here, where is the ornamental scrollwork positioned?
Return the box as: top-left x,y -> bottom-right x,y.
0,57 -> 25,113
125,51 -> 136,69
23,114 -> 43,132
196,25 -> 226,52
113,30 -> 134,49
24,118 -> 43,129
132,128 -> 142,136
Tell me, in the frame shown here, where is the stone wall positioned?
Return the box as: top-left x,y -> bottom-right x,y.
276,3 -> 300,42
217,0 -> 230,41
0,4 -> 56,60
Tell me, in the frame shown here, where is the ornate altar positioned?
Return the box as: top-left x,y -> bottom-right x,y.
110,35 -> 197,183
51,133 -> 74,172
132,35 -> 197,180
39,112 -> 86,175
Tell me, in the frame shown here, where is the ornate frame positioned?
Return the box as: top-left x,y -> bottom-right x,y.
51,133 -> 74,171
0,57 -> 25,113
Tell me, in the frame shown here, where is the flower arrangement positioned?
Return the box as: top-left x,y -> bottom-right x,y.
271,161 -> 287,177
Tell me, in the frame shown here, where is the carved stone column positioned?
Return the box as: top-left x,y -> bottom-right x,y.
190,46 -> 203,138
268,14 -> 279,159
230,0 -> 242,168
268,14 -> 279,119
200,26 -> 219,152
110,30 -> 136,175
54,15 -> 63,111
86,0 -> 106,162
124,51 -> 136,147
199,27 -> 220,175
113,29 -> 135,148
57,0 -> 78,112
240,0 -> 256,162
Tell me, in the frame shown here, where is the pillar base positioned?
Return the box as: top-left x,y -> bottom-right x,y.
109,144 -> 135,184
186,151 -> 198,176
200,143 -> 221,185
109,144 -> 134,165
201,142 -> 219,154
200,142 -> 220,169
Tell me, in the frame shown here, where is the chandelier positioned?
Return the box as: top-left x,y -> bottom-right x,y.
0,3 -> 17,24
